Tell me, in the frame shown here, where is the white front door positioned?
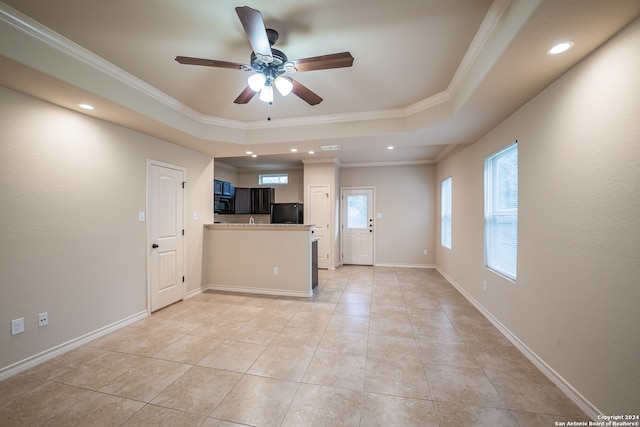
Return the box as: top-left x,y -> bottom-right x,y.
341,188 -> 374,265
148,162 -> 185,312
309,185 -> 330,269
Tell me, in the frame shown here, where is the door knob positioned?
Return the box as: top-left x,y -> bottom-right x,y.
152,243 -> 159,248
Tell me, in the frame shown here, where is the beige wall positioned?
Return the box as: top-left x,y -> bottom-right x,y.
340,164 -> 437,267
0,87 -> 214,373
236,168 -> 304,203
436,18 -> 640,415
206,226 -> 312,296
214,163 -> 304,204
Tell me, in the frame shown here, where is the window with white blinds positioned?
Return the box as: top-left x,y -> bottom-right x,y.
441,177 -> 452,249
484,142 -> 518,281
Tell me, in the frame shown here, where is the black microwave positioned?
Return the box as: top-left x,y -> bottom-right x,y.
214,195 -> 234,214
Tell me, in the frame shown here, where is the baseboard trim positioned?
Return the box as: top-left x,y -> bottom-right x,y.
207,284 -> 312,298
186,286 -> 207,299
0,310 -> 148,381
375,262 -> 436,269
435,267 -> 600,420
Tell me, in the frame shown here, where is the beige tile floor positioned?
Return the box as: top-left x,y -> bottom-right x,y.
0,266 -> 588,426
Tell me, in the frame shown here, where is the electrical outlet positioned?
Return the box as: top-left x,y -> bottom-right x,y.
423,249 -> 428,255
38,312 -> 48,327
483,280 -> 487,291
273,267 -> 279,275
11,318 -> 24,335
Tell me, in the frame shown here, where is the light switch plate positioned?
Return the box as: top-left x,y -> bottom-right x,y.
138,211 -> 145,222
11,318 -> 24,335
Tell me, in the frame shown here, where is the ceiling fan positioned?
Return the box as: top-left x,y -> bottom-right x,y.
175,6 -> 354,106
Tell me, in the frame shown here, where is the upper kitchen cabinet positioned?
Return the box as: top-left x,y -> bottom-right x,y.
252,188 -> 275,214
234,187 -> 252,214
214,179 -> 234,197
222,181 -> 233,197
235,187 -> 274,214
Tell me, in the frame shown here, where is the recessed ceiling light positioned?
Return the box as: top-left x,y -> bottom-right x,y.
387,146 -> 394,150
246,151 -> 253,155
547,42 -> 573,55
78,103 -> 94,110
290,148 -> 298,152
308,151 -> 315,155
251,154 -> 257,158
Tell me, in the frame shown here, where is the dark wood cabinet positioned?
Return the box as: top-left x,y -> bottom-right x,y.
252,188 -> 275,214
312,239 -> 318,289
231,186 -> 274,215
234,187 -> 252,214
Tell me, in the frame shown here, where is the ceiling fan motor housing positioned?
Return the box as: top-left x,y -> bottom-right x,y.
251,48 -> 288,83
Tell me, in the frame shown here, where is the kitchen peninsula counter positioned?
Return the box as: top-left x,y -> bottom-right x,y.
205,223 -> 315,297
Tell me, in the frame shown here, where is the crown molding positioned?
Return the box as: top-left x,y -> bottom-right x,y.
1,0 -> 536,147
1,0 -> 515,134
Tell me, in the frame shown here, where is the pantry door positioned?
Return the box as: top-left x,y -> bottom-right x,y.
341,187 -> 374,265
148,161 -> 185,312
309,185 -> 330,269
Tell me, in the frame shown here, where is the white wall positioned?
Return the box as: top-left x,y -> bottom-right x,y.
436,18 -> 640,415
340,164 -> 437,267
0,88 -> 214,373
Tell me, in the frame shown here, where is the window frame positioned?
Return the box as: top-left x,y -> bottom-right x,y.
441,177 -> 452,249
484,142 -> 518,282
258,173 -> 288,185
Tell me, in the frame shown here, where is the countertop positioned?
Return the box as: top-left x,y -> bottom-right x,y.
206,223 -> 313,231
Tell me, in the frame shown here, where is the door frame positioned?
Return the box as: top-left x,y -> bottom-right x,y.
146,159 -> 186,314
340,186 -> 376,266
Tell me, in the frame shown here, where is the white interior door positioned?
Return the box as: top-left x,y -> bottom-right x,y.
341,188 -> 374,265
149,162 -> 184,312
309,185 -> 330,269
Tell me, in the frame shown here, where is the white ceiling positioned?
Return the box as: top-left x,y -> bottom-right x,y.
1,0 -> 639,170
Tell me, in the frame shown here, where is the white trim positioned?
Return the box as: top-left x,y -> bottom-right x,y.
0,311 -> 147,381
375,262 -> 436,269
186,286 -> 207,299
436,266 -> 600,420
207,284 -> 312,298
340,160 -> 435,168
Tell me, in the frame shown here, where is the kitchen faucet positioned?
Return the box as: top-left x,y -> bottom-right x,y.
249,216 -> 255,225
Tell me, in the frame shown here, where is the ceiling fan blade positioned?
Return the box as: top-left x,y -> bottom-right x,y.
234,86 -> 257,104
235,6 -> 273,64
291,79 -> 323,105
287,52 -> 354,73
175,56 -> 251,71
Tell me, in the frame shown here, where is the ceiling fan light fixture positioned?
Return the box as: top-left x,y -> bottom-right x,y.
248,73 -> 266,91
259,85 -> 274,103
274,76 -> 293,96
